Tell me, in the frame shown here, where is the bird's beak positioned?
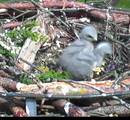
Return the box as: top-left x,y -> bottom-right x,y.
93,36 -> 97,41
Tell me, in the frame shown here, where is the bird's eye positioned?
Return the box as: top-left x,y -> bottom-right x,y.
87,35 -> 93,38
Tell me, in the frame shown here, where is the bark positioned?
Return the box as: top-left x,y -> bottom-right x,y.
0,70 -> 11,78
1,75 -> 130,99
0,0 -> 130,25
0,86 -> 9,111
0,76 -> 17,91
10,78 -> 130,99
0,86 -> 27,117
1,21 -> 22,29
87,105 -> 130,117
9,103 -> 27,117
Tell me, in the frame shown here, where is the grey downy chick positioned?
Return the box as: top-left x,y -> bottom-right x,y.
93,42 -> 112,67
58,25 -> 112,80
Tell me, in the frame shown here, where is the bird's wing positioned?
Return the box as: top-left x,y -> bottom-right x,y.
93,42 -> 112,67
76,52 -> 95,64
93,49 -> 103,67
76,41 -> 95,61
70,39 -> 86,47
62,40 -> 85,55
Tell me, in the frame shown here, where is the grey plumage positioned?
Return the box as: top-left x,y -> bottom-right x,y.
93,42 -> 112,67
58,25 -> 112,80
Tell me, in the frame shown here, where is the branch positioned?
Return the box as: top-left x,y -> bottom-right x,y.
0,0 -> 130,25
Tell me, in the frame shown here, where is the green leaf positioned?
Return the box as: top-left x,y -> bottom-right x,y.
37,70 -> 72,83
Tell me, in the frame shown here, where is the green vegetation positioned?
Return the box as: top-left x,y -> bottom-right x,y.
19,73 -> 33,84
116,0 -> 130,9
6,20 -> 48,47
0,45 -> 16,58
0,45 -> 16,66
19,65 -> 72,84
0,0 -> 10,2
19,69 -> 72,84
37,70 -> 72,82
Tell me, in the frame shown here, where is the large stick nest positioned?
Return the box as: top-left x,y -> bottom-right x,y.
1,0 -> 130,117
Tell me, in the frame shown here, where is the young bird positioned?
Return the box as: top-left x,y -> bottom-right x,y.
58,25 -> 112,81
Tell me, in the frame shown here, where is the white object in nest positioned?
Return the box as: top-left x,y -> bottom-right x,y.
0,9 -> 7,13
26,99 -> 37,117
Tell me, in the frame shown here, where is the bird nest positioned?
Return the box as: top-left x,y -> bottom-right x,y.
34,19 -> 130,81
1,0 -> 130,117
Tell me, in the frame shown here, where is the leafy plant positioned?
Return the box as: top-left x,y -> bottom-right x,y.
37,70 -> 72,83
0,45 -> 16,58
19,69 -> 72,84
6,20 -> 48,47
19,73 -> 33,85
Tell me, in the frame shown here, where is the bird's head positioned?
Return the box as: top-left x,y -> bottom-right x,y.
79,25 -> 98,42
95,42 -> 112,56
